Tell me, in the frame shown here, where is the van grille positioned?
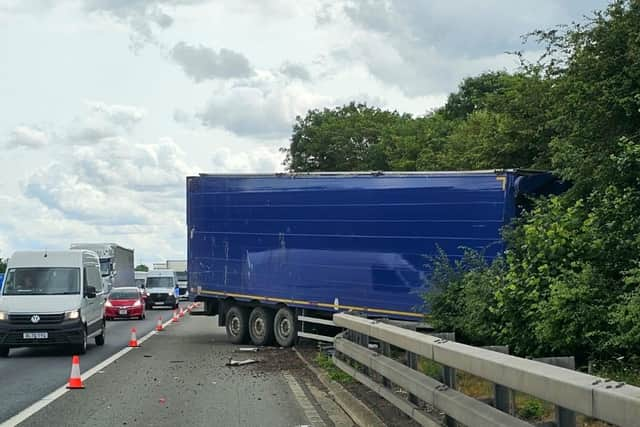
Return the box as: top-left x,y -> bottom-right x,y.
8,313 -> 65,325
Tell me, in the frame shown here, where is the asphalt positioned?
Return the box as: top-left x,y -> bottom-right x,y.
10,310 -> 350,427
0,305 -> 180,424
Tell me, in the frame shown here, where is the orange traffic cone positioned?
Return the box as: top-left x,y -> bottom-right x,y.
186,304 -> 192,313
67,355 -> 85,389
179,307 -> 185,318
156,316 -> 164,331
128,327 -> 139,347
172,309 -> 179,323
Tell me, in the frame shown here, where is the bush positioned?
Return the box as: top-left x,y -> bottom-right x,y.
422,247 -> 505,346
517,398 -> 545,420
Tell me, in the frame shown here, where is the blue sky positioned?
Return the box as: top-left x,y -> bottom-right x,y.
0,0 -> 610,265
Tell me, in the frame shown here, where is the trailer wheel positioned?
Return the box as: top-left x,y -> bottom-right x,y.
225,306 -> 249,344
249,307 -> 274,346
273,307 -> 297,347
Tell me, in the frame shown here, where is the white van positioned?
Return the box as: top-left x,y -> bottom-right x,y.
145,269 -> 179,310
0,250 -> 107,357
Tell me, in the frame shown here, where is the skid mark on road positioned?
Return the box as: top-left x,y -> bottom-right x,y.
284,372 -> 326,427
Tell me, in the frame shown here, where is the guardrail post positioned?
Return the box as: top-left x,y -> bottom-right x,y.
380,341 -> 391,388
482,346 -> 513,415
535,357 -> 576,427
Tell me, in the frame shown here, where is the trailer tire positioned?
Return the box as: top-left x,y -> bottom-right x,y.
273,307 -> 297,347
225,306 -> 250,344
249,307 -> 274,346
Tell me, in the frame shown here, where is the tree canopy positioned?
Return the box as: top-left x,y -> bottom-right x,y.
282,0 -> 640,362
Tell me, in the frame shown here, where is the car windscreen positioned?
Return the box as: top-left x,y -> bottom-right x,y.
146,276 -> 174,288
110,290 -> 139,299
2,268 -> 80,295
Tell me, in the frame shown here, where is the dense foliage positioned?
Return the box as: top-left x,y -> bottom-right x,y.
283,0 -> 640,362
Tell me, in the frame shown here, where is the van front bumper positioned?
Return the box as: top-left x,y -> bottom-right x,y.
0,319 -> 85,348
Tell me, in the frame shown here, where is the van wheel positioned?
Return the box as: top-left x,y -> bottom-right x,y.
273,307 -> 297,347
249,307 -> 274,346
0,346 -> 9,357
77,327 -> 88,354
95,320 -> 106,346
225,306 -> 249,344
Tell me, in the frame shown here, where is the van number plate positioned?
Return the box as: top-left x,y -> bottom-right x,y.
23,332 -> 48,339
119,309 -> 127,315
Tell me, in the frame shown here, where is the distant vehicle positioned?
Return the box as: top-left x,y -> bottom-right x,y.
134,271 -> 147,289
187,171 -> 567,346
105,287 -> 146,320
145,270 -> 179,310
69,243 -> 134,293
0,250 -> 107,357
152,260 -> 188,300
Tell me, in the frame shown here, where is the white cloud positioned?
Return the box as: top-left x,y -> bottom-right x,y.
197,80 -> 331,139
67,101 -> 146,145
25,137 -> 195,225
280,62 -> 311,81
5,125 -> 50,149
170,41 -> 254,82
210,146 -> 284,173
325,0 -> 608,96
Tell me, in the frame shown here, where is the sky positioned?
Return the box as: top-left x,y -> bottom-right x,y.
0,0 -> 610,266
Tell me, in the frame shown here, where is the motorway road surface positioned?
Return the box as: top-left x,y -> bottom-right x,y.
2,307 -> 354,427
0,305 -> 180,424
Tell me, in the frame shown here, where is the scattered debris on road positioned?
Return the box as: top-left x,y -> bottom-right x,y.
238,347 -> 260,352
226,358 -> 258,366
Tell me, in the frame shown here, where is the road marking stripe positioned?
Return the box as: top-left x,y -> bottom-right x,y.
283,372 -> 326,427
1,315 -> 177,427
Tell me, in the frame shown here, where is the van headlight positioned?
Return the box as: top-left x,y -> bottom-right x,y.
65,309 -> 80,320
0,311 -> 7,321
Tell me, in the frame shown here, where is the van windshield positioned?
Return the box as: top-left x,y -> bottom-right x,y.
146,277 -> 174,288
2,268 -> 80,295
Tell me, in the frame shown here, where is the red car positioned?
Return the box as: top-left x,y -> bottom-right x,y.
105,287 -> 146,320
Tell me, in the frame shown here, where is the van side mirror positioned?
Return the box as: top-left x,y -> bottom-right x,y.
85,286 -> 97,298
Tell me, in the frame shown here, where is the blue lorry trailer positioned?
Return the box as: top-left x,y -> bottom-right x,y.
187,170 -> 563,346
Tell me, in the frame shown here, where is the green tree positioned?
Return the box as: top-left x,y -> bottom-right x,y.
135,264 -> 149,272
284,103 -> 407,172
0,258 -> 6,274
533,0 -> 640,192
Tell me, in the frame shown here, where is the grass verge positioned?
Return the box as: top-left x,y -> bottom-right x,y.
315,352 -> 353,384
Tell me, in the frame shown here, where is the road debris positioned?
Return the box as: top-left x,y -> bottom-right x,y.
226,358 -> 258,366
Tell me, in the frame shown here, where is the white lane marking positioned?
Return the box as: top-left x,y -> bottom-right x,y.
283,372 -> 326,427
1,315 -> 176,427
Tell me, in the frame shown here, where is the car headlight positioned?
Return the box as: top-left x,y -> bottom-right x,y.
0,311 -> 7,321
105,300 -> 112,308
167,291 -> 173,296
65,309 -> 80,320
133,300 -> 141,307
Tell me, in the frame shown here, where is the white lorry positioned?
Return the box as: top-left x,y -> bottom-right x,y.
0,250 -> 107,357
70,243 -> 134,292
